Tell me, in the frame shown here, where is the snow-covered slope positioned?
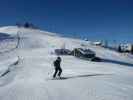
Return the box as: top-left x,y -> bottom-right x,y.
0,26 -> 133,100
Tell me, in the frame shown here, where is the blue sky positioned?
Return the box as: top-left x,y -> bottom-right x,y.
0,0 -> 132,43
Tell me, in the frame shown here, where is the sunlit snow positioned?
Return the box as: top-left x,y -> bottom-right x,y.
0,26 -> 133,100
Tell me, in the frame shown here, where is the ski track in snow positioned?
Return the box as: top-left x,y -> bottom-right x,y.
0,26 -> 133,100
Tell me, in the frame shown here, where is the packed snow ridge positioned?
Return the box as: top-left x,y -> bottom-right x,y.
0,26 -> 133,100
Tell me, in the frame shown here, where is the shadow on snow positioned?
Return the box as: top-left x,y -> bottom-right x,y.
102,58 -> 133,67
50,73 -> 111,80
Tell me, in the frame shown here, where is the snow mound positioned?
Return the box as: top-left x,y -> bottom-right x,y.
0,26 -> 56,36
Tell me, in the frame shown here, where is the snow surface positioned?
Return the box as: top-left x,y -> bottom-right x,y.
0,26 -> 133,100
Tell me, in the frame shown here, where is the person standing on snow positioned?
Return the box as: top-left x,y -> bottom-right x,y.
53,57 -> 62,78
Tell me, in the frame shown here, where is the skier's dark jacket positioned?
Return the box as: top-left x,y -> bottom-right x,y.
54,59 -> 61,68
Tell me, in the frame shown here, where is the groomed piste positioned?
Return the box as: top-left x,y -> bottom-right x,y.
0,26 -> 133,100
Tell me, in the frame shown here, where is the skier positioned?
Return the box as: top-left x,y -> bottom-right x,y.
53,57 -> 62,78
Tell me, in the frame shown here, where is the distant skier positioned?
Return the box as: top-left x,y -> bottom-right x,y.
53,57 -> 62,78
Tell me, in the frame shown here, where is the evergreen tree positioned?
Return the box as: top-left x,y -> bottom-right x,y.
131,44 -> 133,54
24,22 -> 30,28
118,45 -> 122,52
